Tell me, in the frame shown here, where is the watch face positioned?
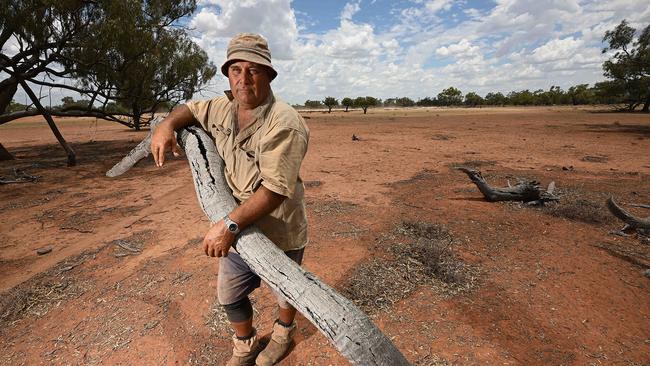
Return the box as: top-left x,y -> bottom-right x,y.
228,223 -> 238,232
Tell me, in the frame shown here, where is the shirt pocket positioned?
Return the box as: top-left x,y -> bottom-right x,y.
209,124 -> 231,153
238,145 -> 256,161
211,123 -> 232,137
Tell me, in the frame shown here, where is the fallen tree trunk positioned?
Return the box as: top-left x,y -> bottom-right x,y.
105,117 -> 164,177
108,124 -> 410,365
456,167 -> 558,204
606,197 -> 650,233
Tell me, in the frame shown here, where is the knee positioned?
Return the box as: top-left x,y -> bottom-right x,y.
222,297 -> 253,323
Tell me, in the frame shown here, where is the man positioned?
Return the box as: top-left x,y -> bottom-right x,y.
151,33 -> 309,366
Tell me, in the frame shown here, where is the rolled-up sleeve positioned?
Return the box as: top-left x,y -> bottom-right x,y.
185,99 -> 215,131
258,127 -> 308,198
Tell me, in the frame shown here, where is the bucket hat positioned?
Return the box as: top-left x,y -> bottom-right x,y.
221,33 -> 277,81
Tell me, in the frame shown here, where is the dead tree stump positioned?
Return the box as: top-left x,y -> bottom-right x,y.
107,124 -> 411,365
456,167 -> 558,204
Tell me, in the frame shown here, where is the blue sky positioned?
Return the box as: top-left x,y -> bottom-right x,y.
5,0 -> 649,106
186,0 -> 649,104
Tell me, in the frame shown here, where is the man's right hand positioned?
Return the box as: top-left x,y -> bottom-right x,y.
151,124 -> 181,167
150,105 -> 196,167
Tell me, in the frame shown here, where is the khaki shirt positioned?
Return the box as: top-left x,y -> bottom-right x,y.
185,92 -> 309,251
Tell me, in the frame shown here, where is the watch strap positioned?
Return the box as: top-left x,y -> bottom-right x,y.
223,215 -> 241,235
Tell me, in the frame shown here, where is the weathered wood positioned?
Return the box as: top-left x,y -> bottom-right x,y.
629,203 -> 650,209
606,197 -> 650,233
456,167 -> 558,204
106,116 -> 165,177
0,168 -> 38,185
108,124 -> 411,365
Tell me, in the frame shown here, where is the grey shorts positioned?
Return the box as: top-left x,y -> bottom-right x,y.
217,247 -> 304,309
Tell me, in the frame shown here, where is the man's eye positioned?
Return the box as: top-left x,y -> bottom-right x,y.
249,69 -> 259,74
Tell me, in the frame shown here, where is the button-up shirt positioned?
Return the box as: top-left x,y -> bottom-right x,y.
185,92 -> 309,251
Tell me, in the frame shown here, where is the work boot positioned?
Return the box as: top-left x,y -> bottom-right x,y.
226,329 -> 262,366
255,320 -> 296,366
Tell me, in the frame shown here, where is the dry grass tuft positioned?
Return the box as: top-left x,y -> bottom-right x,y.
543,196 -> 614,224
307,198 -> 357,216
395,222 -> 467,284
0,253 -> 94,328
450,160 -> 497,168
342,221 -> 478,315
0,230 -> 153,330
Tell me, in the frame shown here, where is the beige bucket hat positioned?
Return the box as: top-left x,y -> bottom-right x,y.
221,33 -> 277,81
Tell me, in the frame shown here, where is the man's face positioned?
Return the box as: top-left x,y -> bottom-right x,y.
228,61 -> 272,108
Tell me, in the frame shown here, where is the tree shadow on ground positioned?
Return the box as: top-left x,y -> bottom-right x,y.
582,123 -> 650,137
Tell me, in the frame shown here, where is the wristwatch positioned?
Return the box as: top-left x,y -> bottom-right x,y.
223,215 -> 240,235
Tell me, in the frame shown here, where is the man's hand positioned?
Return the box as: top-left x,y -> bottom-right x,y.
151,124 -> 181,167
203,220 -> 236,257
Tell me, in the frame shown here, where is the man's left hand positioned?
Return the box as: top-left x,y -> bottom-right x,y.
203,220 -> 235,257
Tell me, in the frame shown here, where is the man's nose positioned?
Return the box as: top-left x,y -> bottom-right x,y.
242,71 -> 253,84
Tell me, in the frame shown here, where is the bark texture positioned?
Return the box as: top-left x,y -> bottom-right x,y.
457,167 -> 558,204
105,116 -> 164,177
607,197 -> 650,232
108,124 -> 411,365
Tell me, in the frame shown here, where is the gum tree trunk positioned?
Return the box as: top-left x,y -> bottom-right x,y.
20,81 -> 76,166
107,124 -> 411,366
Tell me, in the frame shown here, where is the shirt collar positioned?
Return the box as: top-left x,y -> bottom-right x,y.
224,90 -> 275,120
225,90 -> 275,144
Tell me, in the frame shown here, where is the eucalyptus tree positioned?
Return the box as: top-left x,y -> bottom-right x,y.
0,0 -> 215,163
601,20 -> 650,111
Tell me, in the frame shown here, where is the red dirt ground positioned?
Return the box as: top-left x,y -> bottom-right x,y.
1,106 -> 649,365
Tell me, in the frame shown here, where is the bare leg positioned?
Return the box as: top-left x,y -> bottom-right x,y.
231,318 -> 254,338
278,305 -> 297,325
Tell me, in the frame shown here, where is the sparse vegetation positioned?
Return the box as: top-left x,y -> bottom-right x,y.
543,191 -> 612,225
342,221 -> 477,315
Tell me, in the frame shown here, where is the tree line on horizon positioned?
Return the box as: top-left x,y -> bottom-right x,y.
301,83 -> 619,113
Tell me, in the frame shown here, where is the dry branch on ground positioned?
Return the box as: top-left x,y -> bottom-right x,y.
606,197 -> 650,235
456,167 -> 558,204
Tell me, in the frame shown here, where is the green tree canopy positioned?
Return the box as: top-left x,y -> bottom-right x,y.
464,92 -> 484,107
396,97 -> 415,107
304,100 -> 322,108
437,87 -> 463,106
484,92 -> 507,106
322,97 -> 338,113
601,20 -> 650,111
341,97 -> 353,112
0,0 -> 216,129
353,96 -> 379,114
567,84 -> 592,105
